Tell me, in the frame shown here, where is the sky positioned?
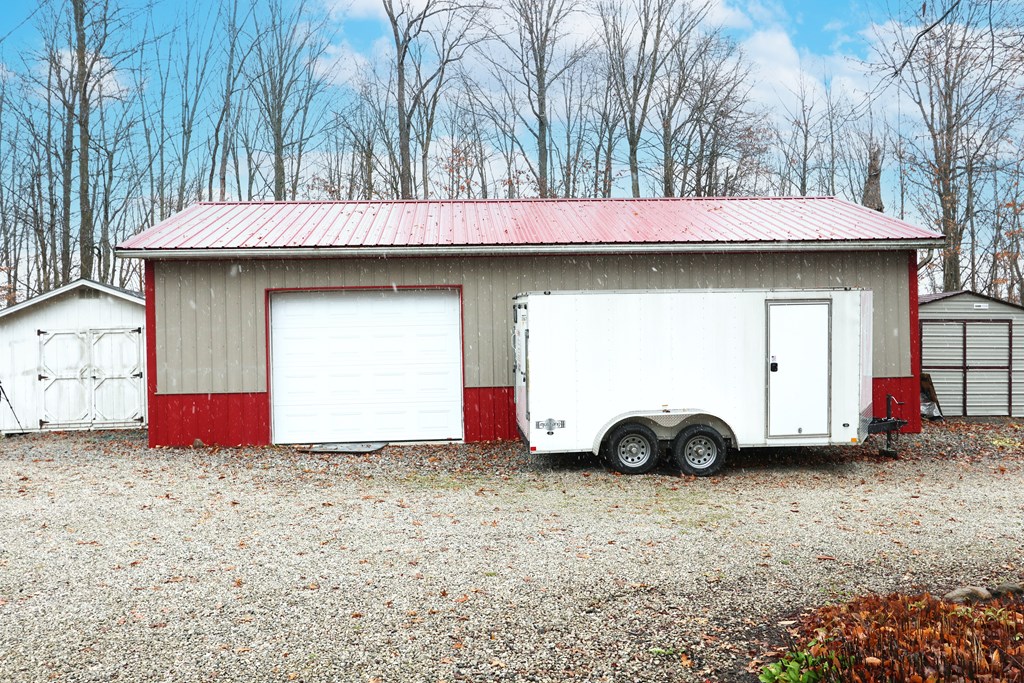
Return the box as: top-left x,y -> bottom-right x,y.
0,0 -> 898,109
0,0 -> 912,205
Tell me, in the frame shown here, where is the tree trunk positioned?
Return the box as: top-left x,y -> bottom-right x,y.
537,79 -> 548,197
73,0 -> 93,279
861,144 -> 884,212
662,117 -> 674,197
396,47 -> 412,199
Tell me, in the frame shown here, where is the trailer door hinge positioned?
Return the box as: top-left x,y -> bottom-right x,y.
536,418 -> 565,431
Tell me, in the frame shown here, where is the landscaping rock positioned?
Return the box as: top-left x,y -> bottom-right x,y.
942,586 -> 992,603
991,582 -> 1024,597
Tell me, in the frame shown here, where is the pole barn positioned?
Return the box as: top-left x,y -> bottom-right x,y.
115,197 -> 943,448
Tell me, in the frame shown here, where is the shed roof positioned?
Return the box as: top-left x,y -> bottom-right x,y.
919,289 -> 1024,312
0,279 -> 144,322
919,290 -> 963,304
117,196 -> 943,259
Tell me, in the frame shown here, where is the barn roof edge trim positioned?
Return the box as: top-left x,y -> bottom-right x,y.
118,238 -> 942,260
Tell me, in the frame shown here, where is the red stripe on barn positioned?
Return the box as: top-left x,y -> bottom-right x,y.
463,387 -> 516,441
148,393 -> 270,447
142,381 -> 913,447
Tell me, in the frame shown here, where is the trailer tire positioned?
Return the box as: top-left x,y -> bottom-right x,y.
673,425 -> 727,477
603,423 -> 660,474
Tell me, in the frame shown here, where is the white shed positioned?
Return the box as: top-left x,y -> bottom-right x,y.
919,290 -> 1024,417
0,279 -> 146,433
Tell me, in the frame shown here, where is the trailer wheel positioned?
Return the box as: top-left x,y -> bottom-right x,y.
673,426 -> 727,477
603,423 -> 660,474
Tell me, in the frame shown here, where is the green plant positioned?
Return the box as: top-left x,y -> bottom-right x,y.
759,647 -> 830,683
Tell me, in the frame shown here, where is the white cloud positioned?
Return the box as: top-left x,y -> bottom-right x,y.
705,0 -> 751,29
318,41 -> 373,86
323,0 -> 433,22
741,29 -> 808,110
745,0 -> 788,26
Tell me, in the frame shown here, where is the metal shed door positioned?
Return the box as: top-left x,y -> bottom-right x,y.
767,302 -> 830,437
270,289 -> 464,444
921,320 -> 1011,416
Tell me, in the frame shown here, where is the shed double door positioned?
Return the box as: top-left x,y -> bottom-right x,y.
38,328 -> 146,429
921,320 -> 1012,416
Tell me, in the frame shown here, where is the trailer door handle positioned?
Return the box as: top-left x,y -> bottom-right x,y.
770,362 -> 778,372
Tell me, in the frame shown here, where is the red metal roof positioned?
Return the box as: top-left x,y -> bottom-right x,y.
117,197 -> 942,256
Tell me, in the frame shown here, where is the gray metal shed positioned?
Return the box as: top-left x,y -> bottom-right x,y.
919,290 -> 1024,416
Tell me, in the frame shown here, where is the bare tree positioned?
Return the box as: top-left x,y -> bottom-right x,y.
172,8 -> 217,211
249,0 -> 329,200
599,0 -> 701,197
481,0 -> 590,197
777,75 -> 819,197
383,0 -> 483,199
207,0 -> 255,202
875,0 -> 1023,290
672,34 -> 760,197
861,143 -> 884,212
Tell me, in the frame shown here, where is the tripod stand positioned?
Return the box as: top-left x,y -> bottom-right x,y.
0,378 -> 23,431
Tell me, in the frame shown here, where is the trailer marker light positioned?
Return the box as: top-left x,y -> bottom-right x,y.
530,446 -> 537,452
851,438 -> 858,443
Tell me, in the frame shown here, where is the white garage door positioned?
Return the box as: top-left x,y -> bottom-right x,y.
270,289 -> 463,444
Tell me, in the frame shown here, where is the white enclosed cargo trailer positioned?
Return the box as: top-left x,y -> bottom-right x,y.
512,288 -> 874,475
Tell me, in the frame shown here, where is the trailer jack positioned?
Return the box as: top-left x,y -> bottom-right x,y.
867,395 -> 907,457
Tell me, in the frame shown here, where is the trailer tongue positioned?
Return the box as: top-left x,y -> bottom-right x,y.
513,288 -> 899,475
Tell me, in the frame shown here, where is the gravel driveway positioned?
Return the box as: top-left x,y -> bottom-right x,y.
1,422 -> 1023,682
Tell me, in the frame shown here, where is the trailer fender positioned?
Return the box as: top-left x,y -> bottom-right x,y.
592,411 -> 737,455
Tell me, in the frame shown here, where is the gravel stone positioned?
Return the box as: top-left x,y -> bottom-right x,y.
1,419 -> 1023,682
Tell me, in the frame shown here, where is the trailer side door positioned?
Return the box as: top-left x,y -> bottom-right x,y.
767,301 -> 831,438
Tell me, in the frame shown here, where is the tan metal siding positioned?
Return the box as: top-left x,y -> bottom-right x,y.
153,251 -> 911,394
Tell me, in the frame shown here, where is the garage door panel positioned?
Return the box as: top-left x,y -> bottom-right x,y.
271,289 -> 463,444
